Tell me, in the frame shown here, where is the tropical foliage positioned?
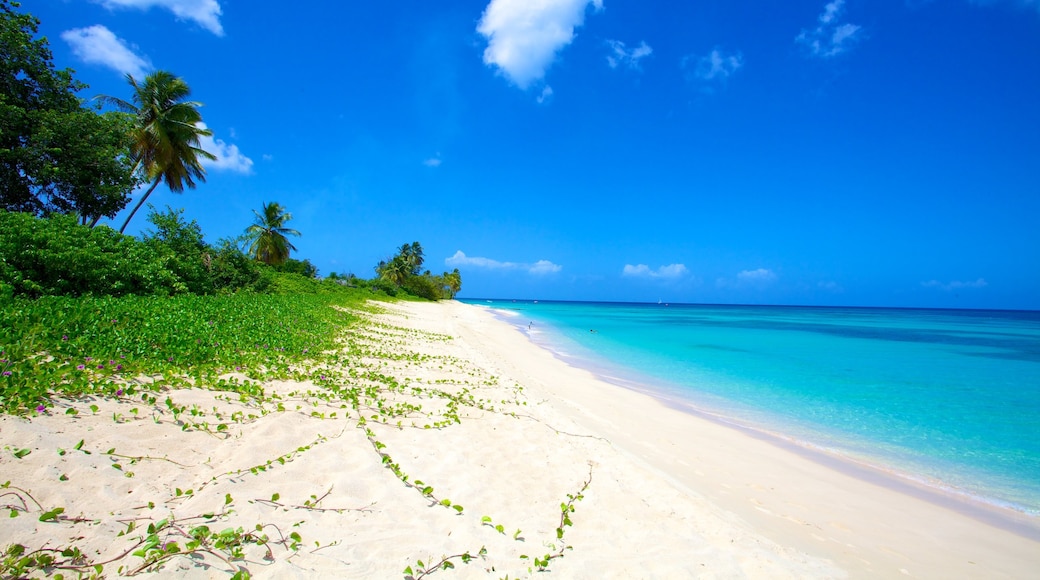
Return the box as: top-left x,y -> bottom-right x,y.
0,0 -> 138,222
99,70 -> 216,232
0,209 -> 267,297
245,201 -> 301,266
375,242 -> 462,300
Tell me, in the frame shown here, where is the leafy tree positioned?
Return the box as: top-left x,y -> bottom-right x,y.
275,257 -> 318,278
141,205 -> 212,294
99,70 -> 216,233
0,0 -> 138,222
245,201 -> 300,265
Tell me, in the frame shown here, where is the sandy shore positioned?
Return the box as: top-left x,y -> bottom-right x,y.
2,300 -> 1038,578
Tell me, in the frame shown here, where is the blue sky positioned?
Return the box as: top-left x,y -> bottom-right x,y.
33,0 -> 1040,309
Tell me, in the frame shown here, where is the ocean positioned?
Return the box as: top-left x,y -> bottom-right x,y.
466,300 -> 1040,518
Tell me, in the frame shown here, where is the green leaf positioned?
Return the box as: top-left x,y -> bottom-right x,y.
271,493 -> 280,502
39,507 -> 64,522
13,448 -> 30,459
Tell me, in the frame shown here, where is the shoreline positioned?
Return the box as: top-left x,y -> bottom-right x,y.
2,298 -> 1037,578
445,300 -> 1040,577
484,301 -> 1040,530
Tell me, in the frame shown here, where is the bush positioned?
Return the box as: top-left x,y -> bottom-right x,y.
0,210 -> 179,297
400,274 -> 444,300
0,209 -> 270,298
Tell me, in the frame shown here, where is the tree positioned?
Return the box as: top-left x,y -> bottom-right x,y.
99,70 -> 216,233
245,201 -> 300,265
445,268 -> 462,298
375,256 -> 409,286
0,0 -> 138,221
400,241 -> 424,275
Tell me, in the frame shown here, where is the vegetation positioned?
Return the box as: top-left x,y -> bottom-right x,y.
99,70 -> 216,233
0,0 -> 139,223
376,242 -> 463,300
245,201 -> 300,266
0,208 -> 269,298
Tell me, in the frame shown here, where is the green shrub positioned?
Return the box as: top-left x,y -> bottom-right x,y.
0,210 -> 179,297
400,274 -> 444,300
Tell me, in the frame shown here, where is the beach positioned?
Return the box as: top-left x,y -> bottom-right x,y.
2,299 -> 1038,578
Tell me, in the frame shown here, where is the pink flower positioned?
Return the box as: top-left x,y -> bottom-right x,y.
36,404 -> 45,412
76,364 -> 85,370
115,389 -> 124,397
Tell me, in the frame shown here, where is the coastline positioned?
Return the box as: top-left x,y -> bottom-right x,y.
444,300 -> 1040,577
483,299 -> 1040,522
2,299 -> 1037,578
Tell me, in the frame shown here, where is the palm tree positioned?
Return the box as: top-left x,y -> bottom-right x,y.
445,268 -> 462,298
245,202 -> 301,265
97,71 -> 216,233
398,241 -> 424,275
376,256 -> 409,286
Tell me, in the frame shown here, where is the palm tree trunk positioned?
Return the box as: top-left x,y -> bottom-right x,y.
118,177 -> 161,234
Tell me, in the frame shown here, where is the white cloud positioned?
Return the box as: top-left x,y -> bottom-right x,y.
796,0 -> 862,58
605,40 -> 652,70
685,47 -> 743,82
423,157 -> 442,167
95,0 -> 224,36
737,268 -> 778,283
922,278 -> 988,291
445,251 -> 561,275
623,263 -> 688,279
537,86 -> 554,104
60,25 -> 151,78
477,0 -> 603,89
196,123 -> 253,174
530,260 -> 563,274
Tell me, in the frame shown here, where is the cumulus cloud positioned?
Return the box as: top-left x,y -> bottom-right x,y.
796,0 -> 862,58
94,0 -> 224,36
61,25 -> 151,78
446,251 -> 561,275
605,40 -> 652,70
921,278 -> 988,291
685,47 -> 743,81
196,123 -> 253,174
477,0 -> 603,89
623,264 -> 689,279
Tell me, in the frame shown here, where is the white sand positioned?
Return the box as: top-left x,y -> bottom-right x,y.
1,300 -> 1037,578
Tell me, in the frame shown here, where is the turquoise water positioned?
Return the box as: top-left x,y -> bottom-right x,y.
467,300 -> 1040,516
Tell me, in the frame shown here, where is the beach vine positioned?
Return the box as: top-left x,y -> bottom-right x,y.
1,287 -> 599,578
